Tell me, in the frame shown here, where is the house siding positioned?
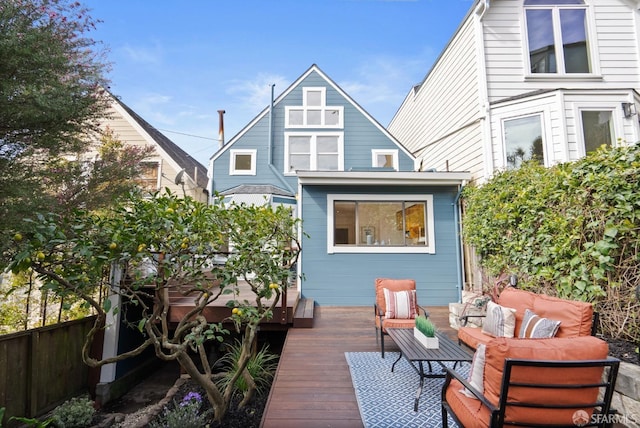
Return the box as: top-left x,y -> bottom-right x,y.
212,69 -> 415,196
299,185 -> 462,306
388,17 -> 483,178
98,105 -> 197,199
483,1 -> 640,102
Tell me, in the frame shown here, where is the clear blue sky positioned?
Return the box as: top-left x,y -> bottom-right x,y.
85,0 -> 475,166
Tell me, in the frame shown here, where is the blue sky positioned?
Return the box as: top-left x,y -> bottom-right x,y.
85,0 -> 475,166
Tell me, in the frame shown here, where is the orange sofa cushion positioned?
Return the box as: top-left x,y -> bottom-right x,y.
458,287 -> 594,350
446,336 -> 609,427
375,278 -> 417,316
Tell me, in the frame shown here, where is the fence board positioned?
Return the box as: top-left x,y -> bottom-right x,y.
0,316 -> 96,427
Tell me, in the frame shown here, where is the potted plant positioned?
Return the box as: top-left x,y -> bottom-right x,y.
414,315 -> 439,349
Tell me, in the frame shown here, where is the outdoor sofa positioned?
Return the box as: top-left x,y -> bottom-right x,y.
457,286 -> 597,351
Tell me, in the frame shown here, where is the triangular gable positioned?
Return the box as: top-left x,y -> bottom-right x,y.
109,93 -> 208,189
211,64 -> 416,163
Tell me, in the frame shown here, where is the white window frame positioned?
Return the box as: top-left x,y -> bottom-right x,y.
575,104 -> 624,158
284,132 -> 344,175
496,110 -> 552,170
371,149 -> 399,170
522,1 -> 600,78
229,149 -> 257,175
326,194 -> 435,254
500,112 -> 548,169
285,87 -> 344,129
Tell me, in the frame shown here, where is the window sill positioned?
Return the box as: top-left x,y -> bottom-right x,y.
524,74 -> 603,82
329,246 -> 435,255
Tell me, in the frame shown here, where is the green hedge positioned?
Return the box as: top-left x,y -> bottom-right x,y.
462,143 -> 640,341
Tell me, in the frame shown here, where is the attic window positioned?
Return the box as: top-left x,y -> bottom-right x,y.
285,87 -> 344,129
372,150 -> 398,170
230,149 -> 256,175
137,162 -> 160,191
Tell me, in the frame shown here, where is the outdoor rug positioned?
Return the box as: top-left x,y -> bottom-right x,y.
345,352 -> 469,428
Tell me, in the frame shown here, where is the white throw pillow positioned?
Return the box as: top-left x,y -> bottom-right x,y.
481,301 -> 517,338
460,343 -> 486,399
383,288 -> 417,319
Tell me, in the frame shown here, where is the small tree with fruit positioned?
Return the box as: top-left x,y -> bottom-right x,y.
5,191 -> 301,423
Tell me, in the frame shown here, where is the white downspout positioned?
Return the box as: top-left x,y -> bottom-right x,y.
475,0 -> 494,183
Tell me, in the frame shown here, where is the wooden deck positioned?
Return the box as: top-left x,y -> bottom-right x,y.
260,306 -> 455,428
167,280 -> 302,328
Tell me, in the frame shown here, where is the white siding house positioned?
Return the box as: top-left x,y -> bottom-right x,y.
389,0 -> 640,183
87,93 -> 209,202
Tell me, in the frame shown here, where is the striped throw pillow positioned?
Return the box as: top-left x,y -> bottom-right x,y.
383,288 -> 417,319
482,301 -> 517,338
518,309 -> 561,338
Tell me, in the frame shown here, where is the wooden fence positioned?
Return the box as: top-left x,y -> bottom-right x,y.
0,316 -> 97,427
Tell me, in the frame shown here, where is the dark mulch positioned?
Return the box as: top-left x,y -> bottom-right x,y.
604,335 -> 639,365
157,378 -> 268,428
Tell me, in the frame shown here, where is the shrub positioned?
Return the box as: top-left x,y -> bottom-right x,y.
216,340 -> 279,398
462,143 -> 640,341
51,396 -> 95,428
149,392 -> 212,428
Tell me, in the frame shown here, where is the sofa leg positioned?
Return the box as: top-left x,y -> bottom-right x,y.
380,330 -> 385,358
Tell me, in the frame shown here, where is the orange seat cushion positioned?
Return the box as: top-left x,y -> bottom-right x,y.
445,378 -> 491,428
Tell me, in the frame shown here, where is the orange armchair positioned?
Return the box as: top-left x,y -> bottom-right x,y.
441,336 -> 619,427
374,278 -> 428,357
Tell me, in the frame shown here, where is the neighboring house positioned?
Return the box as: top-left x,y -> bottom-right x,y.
208,64 -> 471,306
389,0 -> 640,184
89,93 -> 209,404
90,92 -> 209,202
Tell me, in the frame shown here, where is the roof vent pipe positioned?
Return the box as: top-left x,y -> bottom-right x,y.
217,110 -> 226,148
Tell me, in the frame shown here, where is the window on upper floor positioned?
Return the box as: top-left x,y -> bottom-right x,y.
230,149 -> 256,175
503,114 -> 545,169
524,0 -> 592,75
136,162 -> 160,191
284,132 -> 343,174
371,149 -> 398,170
580,110 -> 615,154
328,194 -> 435,254
285,87 -> 344,128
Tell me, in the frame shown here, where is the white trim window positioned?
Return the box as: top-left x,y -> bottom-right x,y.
524,0 -> 594,75
502,114 -> 545,169
137,161 -> 161,191
579,109 -> 616,155
371,149 -> 398,170
327,194 -> 435,254
285,87 -> 344,129
285,132 -> 343,174
229,149 -> 257,175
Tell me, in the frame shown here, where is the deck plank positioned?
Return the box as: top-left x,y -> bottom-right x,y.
260,306 -> 454,428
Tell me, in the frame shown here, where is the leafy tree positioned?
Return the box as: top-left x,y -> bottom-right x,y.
5,191 -> 301,423
462,143 -> 640,341
0,0 -> 111,235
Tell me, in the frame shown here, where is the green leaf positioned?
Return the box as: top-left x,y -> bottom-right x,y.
102,298 -> 112,313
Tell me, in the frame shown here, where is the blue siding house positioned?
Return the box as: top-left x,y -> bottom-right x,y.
208,65 -> 470,306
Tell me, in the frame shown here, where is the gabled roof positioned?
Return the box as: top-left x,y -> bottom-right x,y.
211,64 -> 415,162
110,93 -> 208,189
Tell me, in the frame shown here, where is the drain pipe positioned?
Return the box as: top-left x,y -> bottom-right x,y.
266,84 -> 295,195
453,182 -> 468,303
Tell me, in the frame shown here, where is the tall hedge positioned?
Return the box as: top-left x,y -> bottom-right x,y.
462,143 -> 640,341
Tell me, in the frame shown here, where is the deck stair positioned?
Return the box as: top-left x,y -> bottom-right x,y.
292,298 -> 315,328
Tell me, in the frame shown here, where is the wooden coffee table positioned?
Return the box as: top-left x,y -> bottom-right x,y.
387,328 -> 473,411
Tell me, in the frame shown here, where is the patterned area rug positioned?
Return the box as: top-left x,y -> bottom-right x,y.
345,352 -> 469,428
